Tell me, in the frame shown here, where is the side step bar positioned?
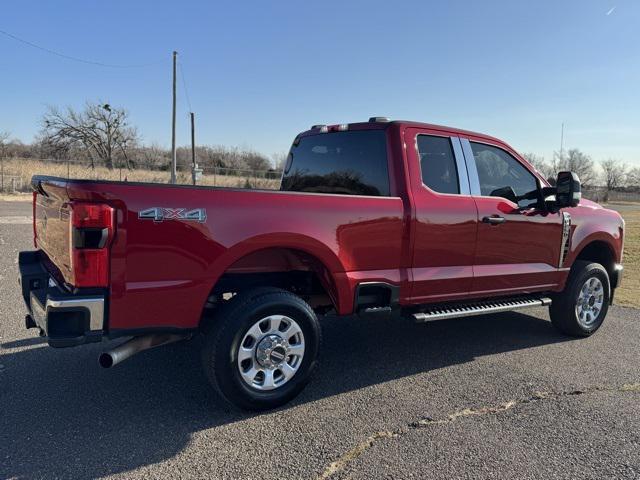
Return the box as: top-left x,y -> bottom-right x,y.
412,296 -> 552,323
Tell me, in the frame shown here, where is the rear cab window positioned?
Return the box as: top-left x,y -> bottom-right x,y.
281,130 -> 390,196
417,135 -> 460,194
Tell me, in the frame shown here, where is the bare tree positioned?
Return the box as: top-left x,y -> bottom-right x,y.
522,152 -> 555,182
0,130 -> 10,158
41,102 -> 139,169
271,151 -> 288,171
2,138 -> 34,159
600,159 -> 627,203
242,150 -> 271,171
627,167 -> 640,189
131,142 -> 170,169
552,148 -> 596,186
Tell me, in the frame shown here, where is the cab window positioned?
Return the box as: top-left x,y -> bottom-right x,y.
417,135 -> 460,194
470,142 -> 538,208
281,130 -> 389,196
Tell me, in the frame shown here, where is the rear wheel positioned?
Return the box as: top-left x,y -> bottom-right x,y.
550,261 -> 610,337
201,287 -> 321,411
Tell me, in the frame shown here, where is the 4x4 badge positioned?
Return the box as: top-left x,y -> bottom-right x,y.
138,207 -> 207,223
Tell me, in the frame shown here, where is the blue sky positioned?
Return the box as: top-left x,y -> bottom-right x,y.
1,0 -> 638,165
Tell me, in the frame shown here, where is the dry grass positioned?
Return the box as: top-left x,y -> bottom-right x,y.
0,193 -> 32,201
1,158 -> 280,191
606,203 -> 640,308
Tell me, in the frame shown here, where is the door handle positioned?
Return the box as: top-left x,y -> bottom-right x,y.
482,215 -> 506,225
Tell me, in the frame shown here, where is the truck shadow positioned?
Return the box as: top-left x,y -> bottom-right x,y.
0,309 -> 571,479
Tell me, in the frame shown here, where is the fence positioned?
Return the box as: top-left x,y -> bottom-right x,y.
0,157 -> 283,192
0,174 -> 24,193
582,188 -> 640,203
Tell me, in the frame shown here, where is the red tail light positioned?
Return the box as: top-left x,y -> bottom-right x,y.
70,203 -> 114,287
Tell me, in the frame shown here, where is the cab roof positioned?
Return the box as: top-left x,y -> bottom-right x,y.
301,118 -> 505,145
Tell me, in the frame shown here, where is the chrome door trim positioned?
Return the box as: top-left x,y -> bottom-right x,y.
460,138 -> 481,196
451,137 -> 471,196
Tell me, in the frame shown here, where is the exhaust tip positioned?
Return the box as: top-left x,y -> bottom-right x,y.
99,353 -> 114,368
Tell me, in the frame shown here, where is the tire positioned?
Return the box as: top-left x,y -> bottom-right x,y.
201,287 -> 321,411
549,261 -> 610,337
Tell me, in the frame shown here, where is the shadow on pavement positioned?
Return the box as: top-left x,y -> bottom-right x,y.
0,310 -> 571,478
1,337 -> 47,349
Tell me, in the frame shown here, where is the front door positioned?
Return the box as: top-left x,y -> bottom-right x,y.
405,127 -> 478,304
460,137 -> 565,296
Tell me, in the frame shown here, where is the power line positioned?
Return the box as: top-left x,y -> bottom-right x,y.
178,61 -> 193,113
0,28 -> 165,68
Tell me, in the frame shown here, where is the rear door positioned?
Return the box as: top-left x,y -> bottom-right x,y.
460,137 -> 565,295
405,127 -> 478,303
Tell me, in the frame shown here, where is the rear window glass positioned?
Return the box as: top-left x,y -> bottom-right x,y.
280,130 -> 390,196
417,135 -> 460,194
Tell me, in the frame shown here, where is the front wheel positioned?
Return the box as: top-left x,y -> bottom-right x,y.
549,261 -> 610,337
201,287 -> 321,411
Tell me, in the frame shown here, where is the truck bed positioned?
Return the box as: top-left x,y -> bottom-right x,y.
31,175 -> 406,332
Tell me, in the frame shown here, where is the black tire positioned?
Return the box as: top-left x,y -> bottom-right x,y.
201,287 -> 321,411
549,261 -> 610,337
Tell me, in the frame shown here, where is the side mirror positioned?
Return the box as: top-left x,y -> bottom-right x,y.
489,186 -> 518,204
555,171 -> 581,208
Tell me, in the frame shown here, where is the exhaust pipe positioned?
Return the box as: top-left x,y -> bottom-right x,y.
99,333 -> 189,368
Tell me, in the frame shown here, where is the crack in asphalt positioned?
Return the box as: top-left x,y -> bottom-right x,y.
317,383 -> 640,480
317,431 -> 400,480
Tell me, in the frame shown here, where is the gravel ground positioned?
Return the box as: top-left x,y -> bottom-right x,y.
1,201 -> 638,479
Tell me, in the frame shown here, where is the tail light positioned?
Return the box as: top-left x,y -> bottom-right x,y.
70,203 -> 114,287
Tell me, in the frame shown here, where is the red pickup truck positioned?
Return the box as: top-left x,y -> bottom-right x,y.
19,117 -> 624,410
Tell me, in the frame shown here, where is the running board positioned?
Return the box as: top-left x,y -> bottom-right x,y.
412,296 -> 552,323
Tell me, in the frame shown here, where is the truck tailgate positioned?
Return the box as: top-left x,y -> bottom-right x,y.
33,177 -> 73,283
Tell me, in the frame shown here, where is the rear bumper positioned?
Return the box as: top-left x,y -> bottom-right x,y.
18,250 -> 107,348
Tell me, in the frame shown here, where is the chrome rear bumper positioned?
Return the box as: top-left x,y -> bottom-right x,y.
19,250 -> 106,348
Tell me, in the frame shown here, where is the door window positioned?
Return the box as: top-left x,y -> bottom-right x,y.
470,142 -> 538,208
417,135 -> 460,194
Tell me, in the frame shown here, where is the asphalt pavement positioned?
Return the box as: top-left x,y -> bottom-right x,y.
1,200 -> 638,479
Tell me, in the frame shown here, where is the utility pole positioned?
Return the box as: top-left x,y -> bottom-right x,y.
190,112 -> 196,185
559,122 -> 564,162
170,51 -> 177,184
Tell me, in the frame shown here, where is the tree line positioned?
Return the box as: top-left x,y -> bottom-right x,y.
1,101 -> 638,189
522,150 -> 640,193
0,101 -> 286,175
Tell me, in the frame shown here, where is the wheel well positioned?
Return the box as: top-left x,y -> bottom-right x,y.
203,248 -> 337,321
574,241 -> 615,280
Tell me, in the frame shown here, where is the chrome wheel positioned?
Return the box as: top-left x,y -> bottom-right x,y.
576,277 -> 605,329
237,315 -> 305,391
